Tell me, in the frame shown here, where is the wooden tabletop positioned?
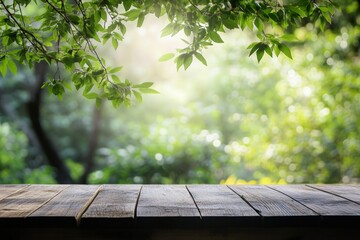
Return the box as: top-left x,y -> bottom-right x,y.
0,184 -> 359,228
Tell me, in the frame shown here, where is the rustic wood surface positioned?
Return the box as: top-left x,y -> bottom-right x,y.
0,184 -> 28,201
307,184 -> 360,204
81,185 -> 141,226
29,185 -> 99,226
137,185 -> 200,217
0,184 -> 359,229
0,185 -> 67,218
229,185 -> 317,216
269,185 -> 360,216
187,185 -> 258,217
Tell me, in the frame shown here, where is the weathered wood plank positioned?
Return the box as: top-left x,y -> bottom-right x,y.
229,185 -> 317,217
269,185 -> 360,217
187,185 -> 259,217
0,185 -> 67,225
307,184 -> 360,205
81,185 -> 141,226
137,185 -> 200,217
0,185 -> 29,201
29,185 -> 99,226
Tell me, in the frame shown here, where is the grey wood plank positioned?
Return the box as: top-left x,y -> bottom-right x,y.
82,185 -> 140,218
29,185 -> 100,226
81,185 -> 141,226
308,184 -> 360,205
187,185 -> 259,217
229,185 -> 316,217
0,185 -> 68,218
137,185 -> 200,217
0,185 -> 29,201
269,185 -> 360,216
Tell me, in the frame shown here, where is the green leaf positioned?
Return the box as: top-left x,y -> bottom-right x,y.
256,44 -> 268,62
83,83 -> 93,95
254,17 -> 263,32
247,42 -> 258,50
280,34 -> 297,42
223,18 -> 238,29
132,90 -> 142,103
111,74 -> 121,83
107,23 -> 117,32
123,0 -> 132,11
322,12 -> 332,24
184,54 -> 193,70
8,60 -> 17,75
176,54 -> 185,71
139,88 -> 159,94
268,13 -> 279,23
264,45 -> 272,57
239,14 -> 248,30
159,53 -> 175,62
109,66 -> 123,73
100,9 -> 107,21
154,4 -> 161,18
52,83 -> 65,96
209,31 -> 224,43
137,12 -> 145,27
62,56 -> 75,67
273,44 -> 280,57
63,81 -> 72,90
84,92 -> 98,99
256,48 -> 265,62
184,27 -> 191,36
161,23 -> 174,37
134,82 -> 153,88
113,32 -> 124,41
319,17 -> 326,32
249,42 -> 262,56
119,22 -> 127,35
194,52 -> 207,66
0,62 -> 7,78
112,37 -> 118,49
68,15 -> 80,25
278,43 -> 292,59
123,9 -> 141,21
288,6 -> 307,18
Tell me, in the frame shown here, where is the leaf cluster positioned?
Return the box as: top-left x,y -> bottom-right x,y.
0,0 -> 336,106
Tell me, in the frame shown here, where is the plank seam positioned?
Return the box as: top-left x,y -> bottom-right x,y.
265,185 -> 322,219
226,185 -> 263,218
306,184 -> 360,206
0,184 -> 30,202
185,185 -> 202,219
75,185 -> 103,226
26,185 -> 70,217
134,185 -> 143,219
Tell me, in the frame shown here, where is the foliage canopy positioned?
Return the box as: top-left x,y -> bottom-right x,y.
0,0 -> 336,107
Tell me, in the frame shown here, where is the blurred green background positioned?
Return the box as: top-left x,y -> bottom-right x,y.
0,1 -> 359,184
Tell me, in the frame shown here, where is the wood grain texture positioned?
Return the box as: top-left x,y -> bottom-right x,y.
0,185 -> 29,201
137,185 -> 200,217
229,185 -> 317,217
0,185 -> 67,218
80,185 -> 141,227
29,185 -> 99,226
0,184 -> 359,230
269,185 -> 360,216
187,185 -> 259,217
307,184 -> 360,205
82,185 -> 140,218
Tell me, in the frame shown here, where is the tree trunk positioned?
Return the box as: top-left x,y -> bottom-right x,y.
27,61 -> 73,184
79,105 -> 102,184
